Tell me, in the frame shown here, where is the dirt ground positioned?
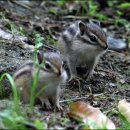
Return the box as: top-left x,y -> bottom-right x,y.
0,0 -> 130,129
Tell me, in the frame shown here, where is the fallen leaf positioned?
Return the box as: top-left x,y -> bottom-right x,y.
118,99 -> 130,123
68,101 -> 116,129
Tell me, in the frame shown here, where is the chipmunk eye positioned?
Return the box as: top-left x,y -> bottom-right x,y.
89,34 -> 97,42
44,62 -> 51,69
62,61 -> 65,68
62,61 -> 64,66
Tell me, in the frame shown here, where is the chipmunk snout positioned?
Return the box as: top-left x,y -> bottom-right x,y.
57,67 -> 63,76
53,66 -> 63,76
56,69 -> 61,76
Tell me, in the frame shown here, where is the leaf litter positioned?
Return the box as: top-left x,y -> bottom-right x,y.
0,0 -> 130,129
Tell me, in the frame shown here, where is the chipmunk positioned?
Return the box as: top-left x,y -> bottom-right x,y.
58,20 -> 108,80
13,51 -> 67,110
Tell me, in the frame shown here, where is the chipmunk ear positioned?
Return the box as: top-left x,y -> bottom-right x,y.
78,21 -> 86,36
90,19 -> 100,26
37,51 -> 43,64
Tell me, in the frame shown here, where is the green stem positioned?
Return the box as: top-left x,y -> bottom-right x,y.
29,62 -> 44,111
0,73 -> 20,113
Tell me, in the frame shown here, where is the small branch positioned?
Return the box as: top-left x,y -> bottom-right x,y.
59,96 -> 89,103
0,28 -> 34,51
60,92 -> 109,103
10,0 -> 33,11
62,15 -> 89,19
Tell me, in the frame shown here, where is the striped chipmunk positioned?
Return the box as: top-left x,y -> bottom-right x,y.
13,49 -> 67,110
58,20 -> 108,80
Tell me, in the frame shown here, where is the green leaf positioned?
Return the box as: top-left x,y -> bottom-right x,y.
34,119 -> 46,130
34,33 -> 44,49
0,109 -> 27,129
119,113 -> 130,129
0,73 -> 20,113
118,2 -> 130,8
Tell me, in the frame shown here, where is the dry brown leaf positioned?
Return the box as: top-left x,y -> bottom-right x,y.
68,101 -> 116,129
118,99 -> 130,123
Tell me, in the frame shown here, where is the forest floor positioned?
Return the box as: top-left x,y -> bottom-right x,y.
0,0 -> 130,129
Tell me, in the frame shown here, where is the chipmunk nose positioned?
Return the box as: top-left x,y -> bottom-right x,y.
57,67 -> 63,76
58,71 -> 61,76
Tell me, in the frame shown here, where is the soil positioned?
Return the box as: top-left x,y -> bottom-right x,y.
0,0 -> 130,129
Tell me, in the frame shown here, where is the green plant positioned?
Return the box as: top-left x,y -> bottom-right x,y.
0,73 -> 28,129
34,119 -> 47,130
49,8 -> 58,15
19,26 -> 26,36
107,0 -> 119,7
10,23 -> 18,36
29,62 -> 44,111
0,73 -> 20,113
88,0 -> 98,17
114,16 -> 130,31
46,35 -> 57,45
29,33 -> 44,111
78,0 -> 89,16
10,23 -> 26,36
0,109 -> 28,129
0,32 -> 47,129
57,0 -> 65,8
117,2 -> 130,8
33,33 -> 44,63
87,0 -> 107,20
118,113 -> 130,129
0,103 -> 46,129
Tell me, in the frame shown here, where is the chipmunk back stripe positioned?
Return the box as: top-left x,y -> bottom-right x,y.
67,27 -> 76,36
14,66 -> 32,81
19,62 -> 34,70
62,33 -> 70,43
62,23 -> 78,44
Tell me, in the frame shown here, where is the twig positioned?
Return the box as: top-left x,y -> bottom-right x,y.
0,28 -> 34,51
108,50 -> 127,57
10,0 -> 33,11
62,15 -> 89,19
93,92 -> 108,97
60,92 -> 109,103
59,96 -> 89,103
16,40 -> 34,51
46,27 -> 58,40
96,67 -> 122,78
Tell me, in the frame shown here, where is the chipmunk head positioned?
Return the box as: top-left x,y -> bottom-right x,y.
61,20 -> 108,50
37,51 -> 64,76
76,20 -> 108,49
